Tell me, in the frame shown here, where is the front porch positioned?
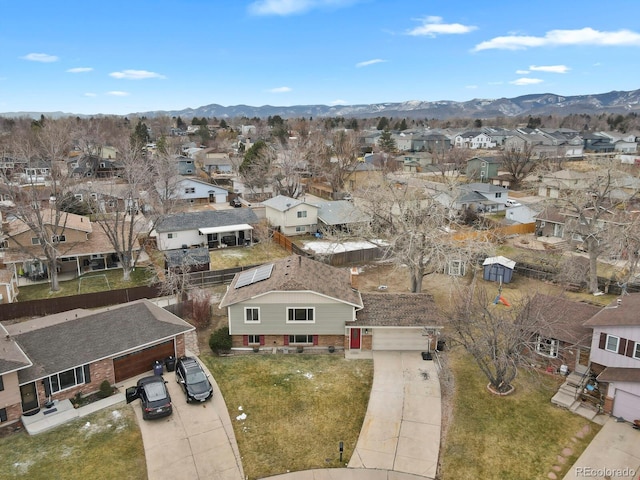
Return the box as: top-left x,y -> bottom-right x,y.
551,371 -> 608,424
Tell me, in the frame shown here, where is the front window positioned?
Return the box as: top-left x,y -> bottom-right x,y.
295,226 -> 306,232
167,233 -> 174,239
52,235 -> 66,243
47,365 -> 90,393
245,307 -> 260,323
495,192 -> 502,198
287,307 -> 314,323
288,335 -> 314,344
248,334 -> 261,344
634,342 -> 640,360
31,237 -> 41,245
297,210 -> 307,218
185,187 -> 195,194
605,334 -> 619,353
536,335 -> 558,358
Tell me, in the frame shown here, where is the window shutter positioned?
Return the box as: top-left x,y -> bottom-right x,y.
625,340 -> 635,357
618,338 -> 627,355
284,335 -> 289,345
313,335 -> 318,346
243,335 -> 248,346
259,335 -> 265,346
599,332 -> 607,350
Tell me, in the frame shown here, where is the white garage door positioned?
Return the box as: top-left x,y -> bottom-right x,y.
372,328 -> 429,351
613,390 -> 640,422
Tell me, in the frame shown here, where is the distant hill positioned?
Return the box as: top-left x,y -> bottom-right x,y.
3,88 -> 640,120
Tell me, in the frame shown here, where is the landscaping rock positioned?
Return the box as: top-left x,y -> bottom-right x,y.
561,447 -> 573,457
548,472 -> 557,479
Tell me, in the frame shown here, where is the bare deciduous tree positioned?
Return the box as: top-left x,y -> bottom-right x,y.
499,143 -> 535,188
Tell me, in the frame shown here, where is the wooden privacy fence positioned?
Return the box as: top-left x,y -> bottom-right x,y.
452,223 -> 535,242
0,285 -> 161,321
184,264 -> 260,288
272,231 -> 312,257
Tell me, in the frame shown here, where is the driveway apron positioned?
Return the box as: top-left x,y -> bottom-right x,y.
125,363 -> 244,480
348,351 -> 441,479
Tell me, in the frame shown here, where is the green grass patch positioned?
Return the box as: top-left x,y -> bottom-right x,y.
17,268 -> 154,301
440,349 -> 600,480
209,243 -> 290,270
201,354 -> 373,480
0,405 -> 145,480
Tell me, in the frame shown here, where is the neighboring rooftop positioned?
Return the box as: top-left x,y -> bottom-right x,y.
155,209 -> 258,233
354,293 -> 443,327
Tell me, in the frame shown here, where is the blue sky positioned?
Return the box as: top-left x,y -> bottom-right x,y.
1,0 -> 639,116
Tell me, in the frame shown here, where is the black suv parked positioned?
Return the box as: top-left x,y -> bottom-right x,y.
175,356 -> 213,403
126,375 -> 173,420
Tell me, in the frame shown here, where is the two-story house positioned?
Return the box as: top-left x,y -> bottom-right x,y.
219,255 -> 443,353
262,195 -> 318,236
454,131 -> 497,149
584,294 -> 640,422
465,156 -> 501,182
158,176 -> 229,206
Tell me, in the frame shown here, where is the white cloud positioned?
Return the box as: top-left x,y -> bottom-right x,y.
407,16 -> 477,37
329,99 -> 347,105
109,70 -> 166,80
67,67 -> 93,73
515,69 -> 530,74
529,64 -> 570,73
268,86 -> 292,93
83,93 -> 97,97
106,91 -> 130,96
355,59 -> 386,68
510,78 -> 544,86
474,27 -> 640,51
248,0 -> 356,16
22,53 -> 59,63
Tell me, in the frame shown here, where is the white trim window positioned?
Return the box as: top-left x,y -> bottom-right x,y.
448,260 -> 464,276
47,364 -> 90,393
288,334 -> 313,344
605,334 -> 619,353
244,307 -> 260,323
633,342 -> 640,360
536,335 -> 558,358
31,237 -> 41,245
185,187 -> 196,194
52,234 -> 66,243
247,334 -> 261,344
287,307 -> 315,323
295,226 -> 306,233
297,210 -> 307,218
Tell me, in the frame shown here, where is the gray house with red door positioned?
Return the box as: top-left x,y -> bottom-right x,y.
219,255 -> 442,353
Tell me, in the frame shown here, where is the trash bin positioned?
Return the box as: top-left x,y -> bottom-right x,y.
153,360 -> 163,376
437,340 -> 446,352
165,356 -> 176,372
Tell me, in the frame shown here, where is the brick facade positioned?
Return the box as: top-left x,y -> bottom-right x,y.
232,334 -> 345,350
604,395 -> 614,414
3,403 -> 24,425
176,334 -> 186,357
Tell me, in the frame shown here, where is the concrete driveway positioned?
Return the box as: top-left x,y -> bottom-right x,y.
563,417 -> 640,480
122,361 -> 244,480
348,351 -> 441,479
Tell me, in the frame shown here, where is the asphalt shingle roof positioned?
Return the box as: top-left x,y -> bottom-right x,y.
583,293 -> 640,327
354,293 -> 443,327
155,209 -> 259,233
0,324 -> 31,375
5,299 -> 194,383
219,255 -> 362,308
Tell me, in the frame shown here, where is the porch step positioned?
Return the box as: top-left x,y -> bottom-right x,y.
551,390 -> 577,409
565,372 -> 585,388
571,402 -> 599,421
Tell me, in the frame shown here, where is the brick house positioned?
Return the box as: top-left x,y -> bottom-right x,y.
0,299 -> 193,427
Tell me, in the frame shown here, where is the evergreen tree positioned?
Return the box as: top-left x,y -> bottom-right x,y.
379,129 -> 396,153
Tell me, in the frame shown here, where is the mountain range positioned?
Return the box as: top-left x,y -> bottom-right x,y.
3,88 -> 640,120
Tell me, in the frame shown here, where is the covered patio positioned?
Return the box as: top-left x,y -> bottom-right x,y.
199,223 -> 253,249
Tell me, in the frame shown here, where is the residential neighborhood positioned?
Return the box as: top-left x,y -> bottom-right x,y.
0,111 -> 639,480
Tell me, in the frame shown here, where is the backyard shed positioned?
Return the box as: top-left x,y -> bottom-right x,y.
482,256 -> 516,283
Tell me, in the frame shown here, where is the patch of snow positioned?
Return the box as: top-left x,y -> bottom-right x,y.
82,422 -> 91,429
303,372 -> 313,379
236,412 -> 247,421
111,410 -> 122,420
238,406 -> 243,411
303,240 -> 388,254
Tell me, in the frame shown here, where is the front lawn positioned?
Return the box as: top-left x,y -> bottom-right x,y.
201,354 -> 373,480
440,349 -> 600,479
0,405 -> 145,480
16,268 -> 154,301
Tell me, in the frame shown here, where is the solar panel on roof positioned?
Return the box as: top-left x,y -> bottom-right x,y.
234,263 -> 274,289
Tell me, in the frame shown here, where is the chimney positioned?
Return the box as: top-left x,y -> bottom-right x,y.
350,266 -> 359,289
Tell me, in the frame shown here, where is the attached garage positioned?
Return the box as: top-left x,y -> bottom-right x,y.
113,340 -> 176,383
612,389 -> 640,422
372,328 -> 430,351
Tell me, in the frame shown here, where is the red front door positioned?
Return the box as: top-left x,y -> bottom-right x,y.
350,328 -> 361,349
